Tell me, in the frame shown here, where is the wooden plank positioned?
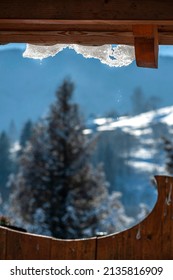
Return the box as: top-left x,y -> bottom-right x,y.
2,27 -> 173,45
0,31 -> 134,45
0,226 -> 7,259
160,177 -> 173,259
1,1 -> 173,21
6,230 -> 51,260
97,176 -> 172,259
0,20 -> 133,32
96,234 -> 122,260
2,19 -> 173,46
159,32 -> 173,45
0,19 -> 134,45
1,176 -> 173,260
133,25 -> 158,68
97,223 -> 144,260
51,237 -> 96,260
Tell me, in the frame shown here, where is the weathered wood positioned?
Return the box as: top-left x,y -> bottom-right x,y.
1,1 -> 173,21
6,230 -> 51,260
0,20 -> 133,31
133,25 -> 158,68
159,177 -> 173,259
96,176 -> 173,259
51,237 -> 96,260
0,30 -> 134,45
1,1 -> 173,67
0,227 -> 7,259
1,175 -> 173,260
1,20 -> 173,45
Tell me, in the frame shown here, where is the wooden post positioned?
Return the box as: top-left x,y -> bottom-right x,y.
133,25 -> 158,68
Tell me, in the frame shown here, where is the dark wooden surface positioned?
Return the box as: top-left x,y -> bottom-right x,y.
1,1 -> 173,21
133,25 -> 158,68
6,230 -> 51,260
97,176 -> 173,259
51,238 -> 96,260
0,176 -> 173,259
0,227 -> 7,259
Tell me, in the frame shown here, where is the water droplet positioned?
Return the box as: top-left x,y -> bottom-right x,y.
136,226 -> 141,240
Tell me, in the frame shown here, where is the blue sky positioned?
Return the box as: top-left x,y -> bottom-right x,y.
1,43 -> 173,132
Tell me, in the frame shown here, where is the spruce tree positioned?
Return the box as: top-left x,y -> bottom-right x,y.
162,136 -> 173,174
20,120 -> 33,149
0,132 -> 13,202
9,80 -> 132,238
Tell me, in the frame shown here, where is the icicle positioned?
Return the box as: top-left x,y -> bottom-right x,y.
166,184 -> 172,206
136,225 -> 141,240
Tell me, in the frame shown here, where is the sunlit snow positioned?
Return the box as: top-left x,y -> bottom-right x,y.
23,44 -> 135,67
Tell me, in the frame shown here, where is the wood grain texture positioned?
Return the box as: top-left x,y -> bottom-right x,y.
133,25 -> 158,68
6,230 -> 51,260
1,1 -> 173,68
0,227 -> 7,259
1,1 -> 173,21
51,237 -> 96,260
0,30 -> 134,45
1,176 -> 173,259
96,176 -> 173,259
1,19 -> 173,46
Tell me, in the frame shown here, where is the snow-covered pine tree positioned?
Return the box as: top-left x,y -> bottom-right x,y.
20,120 -> 33,149
9,80 -> 132,239
162,136 -> 173,174
0,131 -> 13,203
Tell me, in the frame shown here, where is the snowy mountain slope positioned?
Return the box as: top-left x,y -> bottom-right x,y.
87,106 -> 173,217
96,106 -> 173,173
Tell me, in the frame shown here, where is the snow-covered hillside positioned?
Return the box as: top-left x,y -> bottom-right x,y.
86,106 -> 173,217
97,106 -> 173,173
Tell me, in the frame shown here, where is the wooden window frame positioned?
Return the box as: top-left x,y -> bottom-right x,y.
1,1 -> 173,68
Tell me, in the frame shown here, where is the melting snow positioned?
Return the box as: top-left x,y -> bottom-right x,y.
23,44 -> 135,67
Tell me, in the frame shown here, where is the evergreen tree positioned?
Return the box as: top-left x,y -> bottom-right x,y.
20,120 -> 33,149
131,87 -> 161,116
162,136 -> 173,174
0,132 -> 13,202
8,120 -> 17,143
131,87 -> 146,115
9,80 -> 132,239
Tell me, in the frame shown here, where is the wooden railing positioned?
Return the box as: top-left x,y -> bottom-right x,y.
0,176 -> 173,259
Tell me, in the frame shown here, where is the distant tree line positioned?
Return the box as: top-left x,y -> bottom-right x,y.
131,87 -> 161,115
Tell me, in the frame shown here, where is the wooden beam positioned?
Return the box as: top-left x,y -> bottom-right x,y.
0,19 -> 134,45
1,0 -> 173,21
1,20 -> 173,45
0,31 -> 134,45
133,25 -> 158,68
1,1 -> 173,68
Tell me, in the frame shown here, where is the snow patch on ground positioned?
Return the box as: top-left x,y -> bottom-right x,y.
87,106 -> 173,216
